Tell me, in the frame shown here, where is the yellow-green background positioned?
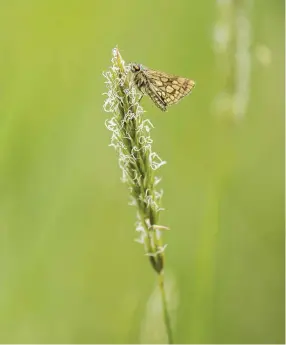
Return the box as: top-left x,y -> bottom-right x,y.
0,1 -> 284,343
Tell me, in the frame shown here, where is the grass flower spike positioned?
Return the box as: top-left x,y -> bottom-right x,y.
103,48 -> 168,273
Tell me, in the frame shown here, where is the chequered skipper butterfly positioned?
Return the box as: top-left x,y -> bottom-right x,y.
130,63 -> 195,111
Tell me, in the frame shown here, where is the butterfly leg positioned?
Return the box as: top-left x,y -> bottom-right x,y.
138,94 -> 144,103
137,86 -> 145,104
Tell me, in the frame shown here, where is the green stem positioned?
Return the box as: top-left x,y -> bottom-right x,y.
159,272 -> 173,344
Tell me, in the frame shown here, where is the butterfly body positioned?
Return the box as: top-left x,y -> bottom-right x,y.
130,63 -> 195,111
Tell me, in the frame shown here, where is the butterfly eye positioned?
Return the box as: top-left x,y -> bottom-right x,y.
131,64 -> 141,73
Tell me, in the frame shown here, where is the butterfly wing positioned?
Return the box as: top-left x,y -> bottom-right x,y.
145,69 -> 195,108
145,80 -> 168,111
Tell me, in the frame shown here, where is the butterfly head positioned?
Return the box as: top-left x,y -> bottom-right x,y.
130,63 -> 144,74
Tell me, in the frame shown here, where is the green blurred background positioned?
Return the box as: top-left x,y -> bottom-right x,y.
0,0 -> 284,343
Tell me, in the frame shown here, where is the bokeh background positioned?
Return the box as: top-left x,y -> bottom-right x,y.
0,0 -> 284,343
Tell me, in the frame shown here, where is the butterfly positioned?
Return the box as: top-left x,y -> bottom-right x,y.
130,63 -> 195,111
